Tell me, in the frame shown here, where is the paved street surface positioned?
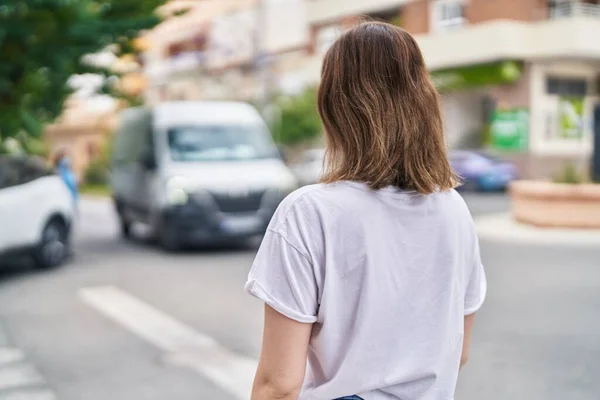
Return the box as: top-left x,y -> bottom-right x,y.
1,192 -> 599,400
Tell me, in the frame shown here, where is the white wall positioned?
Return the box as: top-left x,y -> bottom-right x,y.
263,0 -> 308,53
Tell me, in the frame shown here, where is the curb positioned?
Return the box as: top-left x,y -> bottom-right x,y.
475,213 -> 600,247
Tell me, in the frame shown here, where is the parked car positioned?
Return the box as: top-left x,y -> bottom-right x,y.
449,150 -> 518,191
0,156 -> 74,268
292,148 -> 326,186
111,101 -> 298,251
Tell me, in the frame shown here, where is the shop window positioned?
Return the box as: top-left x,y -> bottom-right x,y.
546,77 -> 588,96
545,77 -> 589,140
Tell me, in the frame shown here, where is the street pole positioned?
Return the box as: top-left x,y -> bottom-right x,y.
592,104 -> 600,182
253,0 -> 272,118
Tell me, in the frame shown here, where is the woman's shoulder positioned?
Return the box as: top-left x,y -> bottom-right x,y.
279,181 -> 361,209
269,183 -> 349,231
436,188 -> 472,211
277,184 -> 329,214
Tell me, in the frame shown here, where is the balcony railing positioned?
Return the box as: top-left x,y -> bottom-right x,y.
146,51 -> 206,79
549,1 -> 600,19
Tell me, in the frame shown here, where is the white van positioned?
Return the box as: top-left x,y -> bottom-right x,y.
111,102 -> 297,250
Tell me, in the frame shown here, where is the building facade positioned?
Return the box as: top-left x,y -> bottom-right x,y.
140,0 -> 600,178
299,0 -> 600,178
142,0 -> 308,104
44,98 -> 118,180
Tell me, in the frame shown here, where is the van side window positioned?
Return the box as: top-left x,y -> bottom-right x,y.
139,113 -> 155,161
113,108 -> 153,165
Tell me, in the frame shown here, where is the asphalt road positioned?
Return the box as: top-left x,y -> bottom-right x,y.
1,192 -> 599,400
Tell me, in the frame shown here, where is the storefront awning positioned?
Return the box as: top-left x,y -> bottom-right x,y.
431,61 -> 523,92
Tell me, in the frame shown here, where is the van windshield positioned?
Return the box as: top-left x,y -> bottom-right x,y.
167,125 -> 278,162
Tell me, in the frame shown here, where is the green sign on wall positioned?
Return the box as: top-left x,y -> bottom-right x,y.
490,109 -> 528,151
431,61 -> 523,92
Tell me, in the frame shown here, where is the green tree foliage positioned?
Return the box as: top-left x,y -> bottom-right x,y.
0,0 -> 167,140
272,88 -> 322,146
84,158 -> 109,185
0,133 -> 48,156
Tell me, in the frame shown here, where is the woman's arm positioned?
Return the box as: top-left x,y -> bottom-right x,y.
461,313 -> 475,369
251,305 -> 313,400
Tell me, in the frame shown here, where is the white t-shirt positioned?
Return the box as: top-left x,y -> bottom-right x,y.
246,181 -> 486,400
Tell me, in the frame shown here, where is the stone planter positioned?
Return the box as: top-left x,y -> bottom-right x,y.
509,180 -> 600,229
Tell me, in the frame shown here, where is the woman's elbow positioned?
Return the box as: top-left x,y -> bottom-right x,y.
252,375 -> 302,400
460,355 -> 468,369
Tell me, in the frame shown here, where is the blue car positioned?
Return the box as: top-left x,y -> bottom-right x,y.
449,150 -> 518,191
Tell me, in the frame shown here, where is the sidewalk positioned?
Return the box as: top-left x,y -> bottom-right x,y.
475,213 -> 600,246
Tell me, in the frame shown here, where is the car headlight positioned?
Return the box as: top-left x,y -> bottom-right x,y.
165,176 -> 191,205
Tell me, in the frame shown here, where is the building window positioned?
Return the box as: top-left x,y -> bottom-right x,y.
548,0 -> 600,19
546,77 -> 588,96
431,0 -> 466,31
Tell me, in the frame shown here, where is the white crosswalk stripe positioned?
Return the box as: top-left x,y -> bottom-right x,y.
0,348 -> 25,367
0,364 -> 46,391
80,285 -> 258,400
0,332 -> 57,400
0,390 -> 57,400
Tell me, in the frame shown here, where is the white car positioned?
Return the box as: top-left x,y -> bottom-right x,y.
0,156 -> 74,268
292,148 -> 326,186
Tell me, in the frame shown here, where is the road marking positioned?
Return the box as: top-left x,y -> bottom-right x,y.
79,285 -> 257,400
0,364 -> 46,391
0,348 -> 25,366
0,330 -> 8,347
0,390 -> 56,400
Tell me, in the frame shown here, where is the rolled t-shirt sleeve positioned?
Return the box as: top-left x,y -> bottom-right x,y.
245,230 -> 319,324
464,234 -> 487,315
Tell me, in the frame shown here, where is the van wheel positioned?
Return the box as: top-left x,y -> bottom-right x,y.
34,219 -> 68,269
158,223 -> 181,252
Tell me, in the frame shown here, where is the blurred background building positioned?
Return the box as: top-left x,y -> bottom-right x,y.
142,0 -> 308,103
299,0 -> 600,178
41,0 -> 600,179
